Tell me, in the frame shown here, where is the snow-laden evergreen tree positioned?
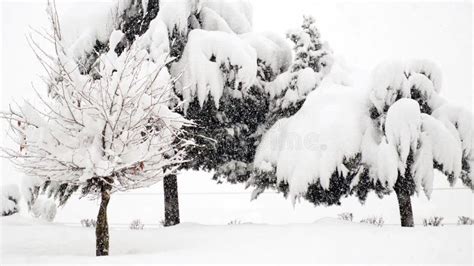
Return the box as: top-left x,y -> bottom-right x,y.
1,3 -> 187,256
144,0 -> 263,225
250,59 -> 473,227
359,60 -> 473,226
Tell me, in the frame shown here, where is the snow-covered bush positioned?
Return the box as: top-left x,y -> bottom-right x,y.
338,212 -> 354,222
80,218 -> 97,228
457,216 -> 473,225
1,184 -> 21,216
360,216 -> 384,227
129,219 -> 145,230
0,3 -> 187,256
423,216 -> 444,227
31,197 -> 57,222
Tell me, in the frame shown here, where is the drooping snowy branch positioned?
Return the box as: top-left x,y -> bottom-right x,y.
172,29 -> 257,110
253,82 -> 368,202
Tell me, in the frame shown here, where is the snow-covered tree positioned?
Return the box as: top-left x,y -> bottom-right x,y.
359,60 -> 472,226
250,59 -> 472,227
13,0 -> 181,227
12,0 -> 164,218
1,4 -> 187,256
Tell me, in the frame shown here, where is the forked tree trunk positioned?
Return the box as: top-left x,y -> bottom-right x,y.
96,186 -> 111,256
395,187 -> 414,227
163,174 -> 180,226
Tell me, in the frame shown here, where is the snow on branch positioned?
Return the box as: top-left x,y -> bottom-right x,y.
1,7 -> 189,195
157,0 -> 252,35
240,32 -> 292,77
172,29 -> 257,110
254,83 -> 368,199
432,102 -> 474,188
200,0 -> 253,34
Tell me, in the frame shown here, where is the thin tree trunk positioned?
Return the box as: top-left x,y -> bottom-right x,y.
96,186 -> 111,256
395,187 -> 414,227
163,174 -> 180,226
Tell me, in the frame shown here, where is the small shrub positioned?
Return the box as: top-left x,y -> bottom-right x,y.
1,184 -> 21,216
360,216 -> 384,227
129,219 -> 145,230
228,219 -> 242,225
80,218 -> 96,228
338,212 -> 353,222
457,216 -> 473,225
423,216 -> 444,226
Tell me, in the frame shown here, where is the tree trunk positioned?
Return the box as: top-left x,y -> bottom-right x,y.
96,186 -> 111,256
395,187 -> 414,227
163,174 -> 180,226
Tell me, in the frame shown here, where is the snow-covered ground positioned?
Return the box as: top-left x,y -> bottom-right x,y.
3,171 -> 472,264
2,215 -> 472,264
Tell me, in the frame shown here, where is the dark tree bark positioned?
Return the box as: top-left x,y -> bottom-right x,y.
96,185 -> 111,256
163,174 -> 180,226
395,186 -> 414,227
393,152 -> 416,228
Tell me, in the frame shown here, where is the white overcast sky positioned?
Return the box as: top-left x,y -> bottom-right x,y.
1,0 -> 472,184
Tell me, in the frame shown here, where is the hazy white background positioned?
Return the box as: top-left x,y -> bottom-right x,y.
1,0 -> 472,225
